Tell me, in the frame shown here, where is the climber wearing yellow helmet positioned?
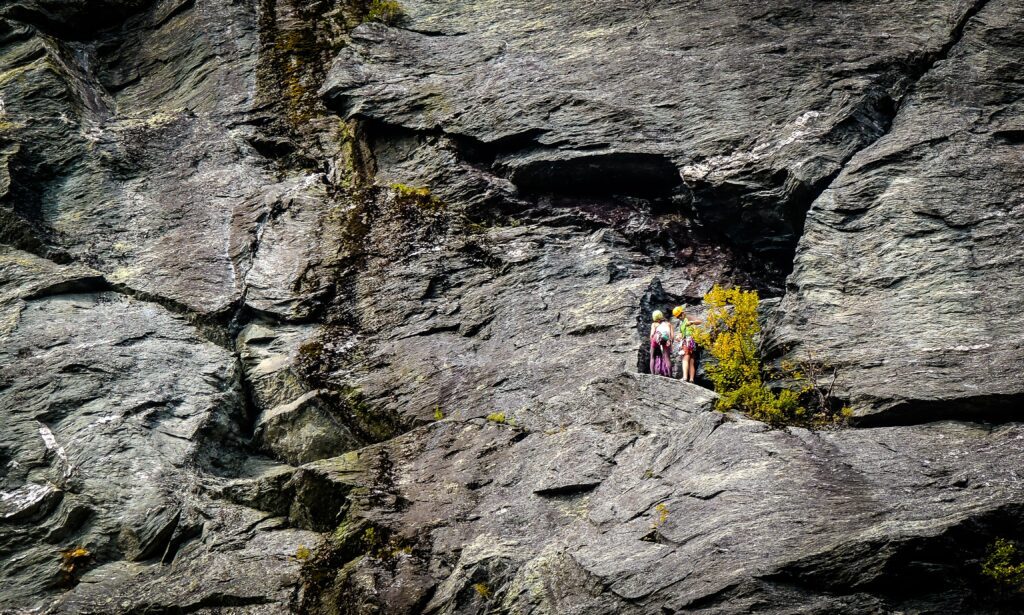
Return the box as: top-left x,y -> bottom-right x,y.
672,306 -> 702,382
649,310 -> 674,377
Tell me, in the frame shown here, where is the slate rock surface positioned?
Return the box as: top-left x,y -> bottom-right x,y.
323,0 -> 989,266
0,250 -> 318,612
773,0 -> 1024,425
294,374 -> 1024,614
1,0 -> 1022,613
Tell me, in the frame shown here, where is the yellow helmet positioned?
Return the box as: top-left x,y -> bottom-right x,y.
652,310 -> 664,322
672,306 -> 684,318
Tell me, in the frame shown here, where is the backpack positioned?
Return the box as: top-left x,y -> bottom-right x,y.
653,322 -> 671,345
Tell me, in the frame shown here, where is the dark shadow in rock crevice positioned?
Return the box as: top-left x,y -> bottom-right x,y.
505,151 -> 683,200
350,115 -> 789,294
852,393 -> 1024,428
762,501 -> 1024,612
0,0 -> 157,40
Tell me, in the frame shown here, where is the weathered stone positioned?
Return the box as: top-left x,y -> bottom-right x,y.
1,0 -> 1023,612
50,505 -> 320,615
772,0 -> 1024,424
287,451 -> 365,533
254,390 -> 366,465
237,322 -> 317,415
0,250 -> 315,612
0,288 -> 237,607
300,373 -> 1024,614
0,0 -> 345,319
220,462 -> 298,519
323,0 -> 989,266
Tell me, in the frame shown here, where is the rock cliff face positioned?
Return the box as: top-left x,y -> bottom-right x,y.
1,0 -> 1022,613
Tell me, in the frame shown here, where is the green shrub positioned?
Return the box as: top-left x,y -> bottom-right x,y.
693,284 -> 847,427
485,412 -> 506,424
983,538 -> 1024,592
367,0 -> 403,25
473,582 -> 492,599
391,183 -> 445,211
719,381 -> 806,425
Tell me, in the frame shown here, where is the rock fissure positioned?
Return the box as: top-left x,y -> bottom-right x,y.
766,0 -> 995,252
773,0 -> 1024,427
851,392 -> 1024,428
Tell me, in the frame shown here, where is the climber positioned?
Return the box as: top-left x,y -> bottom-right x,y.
649,310 -> 673,377
673,306 -> 702,383
670,306 -> 685,380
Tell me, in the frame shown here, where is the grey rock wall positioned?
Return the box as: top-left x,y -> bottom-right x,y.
0,0 -> 1022,613
773,0 -> 1024,425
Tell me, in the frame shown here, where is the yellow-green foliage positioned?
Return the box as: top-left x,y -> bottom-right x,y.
693,285 -> 806,425
393,183 -> 430,199
983,538 -> 1024,591
367,0 -> 404,24
295,544 -> 311,560
473,582 -> 492,600
60,547 -> 90,571
653,503 -> 669,528
392,183 -> 445,211
388,545 -> 413,558
693,285 -> 761,392
719,381 -> 805,425
59,546 -> 91,583
486,412 -> 506,424
433,406 -> 444,421
362,526 -> 379,549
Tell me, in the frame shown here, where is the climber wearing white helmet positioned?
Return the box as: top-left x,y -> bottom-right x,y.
649,310 -> 674,377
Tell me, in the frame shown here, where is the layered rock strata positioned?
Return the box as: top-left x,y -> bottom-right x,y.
0,0 -> 1021,613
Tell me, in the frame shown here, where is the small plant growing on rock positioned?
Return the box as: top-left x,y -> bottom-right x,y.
473,582 -> 492,600
295,544 -> 311,560
433,406 -> 444,421
486,412 -> 506,424
779,353 -> 853,426
392,183 -> 445,211
362,527 -> 381,551
367,0 -> 404,25
653,503 -> 669,528
641,502 -> 671,544
59,546 -> 91,585
694,285 -> 848,427
386,544 -> 413,559
983,538 -> 1024,592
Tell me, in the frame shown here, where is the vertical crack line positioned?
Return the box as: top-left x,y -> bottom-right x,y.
839,0 -> 994,178
779,0 -> 993,284
893,0 -> 993,115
